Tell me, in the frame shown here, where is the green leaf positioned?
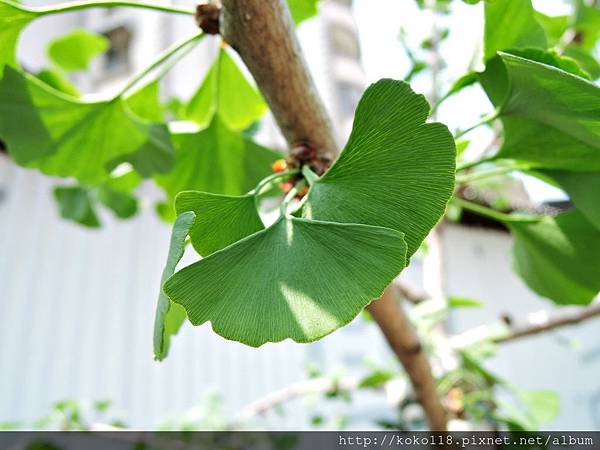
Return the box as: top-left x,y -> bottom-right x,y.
175,191 -> 263,256
53,186 -> 100,228
301,79 -> 456,257
0,1 -> 37,71
482,53 -> 600,171
359,369 -> 394,389
185,48 -> 266,130
97,187 -> 138,219
164,217 -> 407,347
154,212 -> 195,361
155,117 -> 281,200
534,12 -> 569,47
125,81 -> 164,122
541,170 -> 600,231
449,297 -> 483,308
517,389 -> 560,427
287,0 -> 318,25
509,209 -> 600,305
47,29 -> 109,72
484,0 -> 546,61
36,68 -> 79,96
0,67 -> 173,183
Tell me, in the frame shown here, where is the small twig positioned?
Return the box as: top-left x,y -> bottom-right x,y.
496,302 -> 600,344
452,302 -> 600,348
233,376 -> 360,427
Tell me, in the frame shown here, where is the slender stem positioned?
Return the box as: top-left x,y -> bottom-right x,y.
117,32 -> 204,97
251,169 -> 299,197
452,197 -> 543,224
26,0 -> 195,15
279,180 -> 306,216
301,165 -> 319,186
454,109 -> 500,140
456,162 -> 531,184
456,155 -> 497,172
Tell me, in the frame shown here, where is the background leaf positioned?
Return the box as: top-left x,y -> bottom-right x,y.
53,186 -> 100,228
509,210 -> 600,306
154,212 -> 195,361
302,79 -> 455,257
484,0 -> 546,61
155,117 -> 281,200
0,1 -> 37,70
47,29 -> 109,72
185,48 -> 266,130
541,170 -> 600,231
484,53 -> 600,171
287,0 -> 318,25
0,68 -> 173,183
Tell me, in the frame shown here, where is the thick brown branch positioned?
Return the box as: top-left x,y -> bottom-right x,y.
220,0 -> 337,157
368,290 -> 448,430
219,0 -> 447,431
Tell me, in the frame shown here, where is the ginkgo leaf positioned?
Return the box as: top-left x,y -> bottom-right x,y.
53,186 -> 100,228
164,217 -> 407,347
185,48 -> 266,130
287,0 -> 318,25
0,67 -> 173,183
482,53 -> 600,171
155,116 -> 281,200
36,68 -> 79,96
175,191 -> 263,256
483,0 -> 546,61
154,212 -> 195,361
541,170 -> 600,231
47,29 -> 109,72
509,210 -> 600,306
0,1 -> 37,70
301,79 -> 456,257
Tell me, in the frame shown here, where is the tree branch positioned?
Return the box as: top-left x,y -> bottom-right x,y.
219,0 -> 447,431
495,302 -> 600,344
368,289 -> 448,430
451,302 -> 600,348
220,0 -> 337,158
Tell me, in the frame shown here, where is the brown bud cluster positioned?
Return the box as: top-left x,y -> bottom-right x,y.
287,141 -> 332,176
195,2 -> 221,35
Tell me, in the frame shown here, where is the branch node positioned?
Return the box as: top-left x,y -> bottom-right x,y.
195,1 -> 221,35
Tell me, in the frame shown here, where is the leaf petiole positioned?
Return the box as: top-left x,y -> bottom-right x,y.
454,108 -> 500,140
20,0 -> 195,16
456,162 -> 531,184
117,32 -> 204,97
451,197 -> 543,224
251,169 -> 300,197
280,179 -> 307,217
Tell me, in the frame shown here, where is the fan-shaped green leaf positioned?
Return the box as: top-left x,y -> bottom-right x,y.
185,48 -> 266,130
155,117 -> 281,200
53,185 -> 100,228
509,209 -> 600,305
154,212 -> 195,361
0,67 -> 173,183
541,170 -> 600,231
36,68 -> 79,96
0,1 -> 37,71
301,79 -> 455,257
164,217 -> 407,347
484,0 -> 546,61
482,53 -> 600,171
47,29 -> 109,72
287,0 -> 318,25
175,191 -> 263,256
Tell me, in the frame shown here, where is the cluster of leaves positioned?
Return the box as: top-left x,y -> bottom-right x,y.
443,0 -> 600,307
